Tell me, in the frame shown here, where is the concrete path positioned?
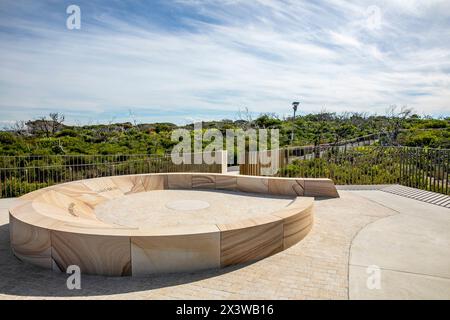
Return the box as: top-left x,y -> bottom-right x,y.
0,190 -> 448,300
348,191 -> 450,299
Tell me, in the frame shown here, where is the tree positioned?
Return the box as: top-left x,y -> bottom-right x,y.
334,124 -> 356,145
254,114 -> 281,129
25,113 -> 65,137
383,105 -> 413,145
8,120 -> 28,136
235,107 -> 254,129
29,117 -> 51,137
49,112 -> 65,135
312,111 -> 330,158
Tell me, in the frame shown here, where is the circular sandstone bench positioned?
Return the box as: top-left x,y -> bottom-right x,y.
9,173 -> 338,276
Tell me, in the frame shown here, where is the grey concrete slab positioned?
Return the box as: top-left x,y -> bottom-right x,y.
0,198 -> 17,210
350,213 -> 450,278
349,190 -> 450,299
349,265 -> 450,300
351,190 -> 450,221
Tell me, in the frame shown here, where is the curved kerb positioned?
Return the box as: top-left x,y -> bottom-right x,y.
9,173 -> 339,276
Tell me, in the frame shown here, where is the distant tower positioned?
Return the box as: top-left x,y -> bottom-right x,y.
292,101 -> 299,119
291,101 -> 300,143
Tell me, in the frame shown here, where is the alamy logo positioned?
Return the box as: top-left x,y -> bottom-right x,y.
366,265 -> 381,290
171,122 -> 280,174
366,5 -> 381,30
66,265 -> 81,290
66,5 -> 81,30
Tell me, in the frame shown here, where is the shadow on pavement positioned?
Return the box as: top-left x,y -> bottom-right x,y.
0,223 -> 249,298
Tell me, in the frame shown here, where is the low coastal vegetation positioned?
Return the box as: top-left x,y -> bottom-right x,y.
0,108 -> 448,197
1,108 -> 449,156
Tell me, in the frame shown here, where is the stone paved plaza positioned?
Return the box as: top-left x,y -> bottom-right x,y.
0,189 -> 449,300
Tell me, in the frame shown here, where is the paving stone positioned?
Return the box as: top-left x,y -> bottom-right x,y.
0,191 -> 398,299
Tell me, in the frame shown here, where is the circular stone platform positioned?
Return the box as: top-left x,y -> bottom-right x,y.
8,173 -> 338,276
165,199 -> 210,211
95,190 -> 294,228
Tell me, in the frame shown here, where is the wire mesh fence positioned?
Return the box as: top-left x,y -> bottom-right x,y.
1,146 -> 448,197
241,146 -> 449,195
0,153 -> 222,198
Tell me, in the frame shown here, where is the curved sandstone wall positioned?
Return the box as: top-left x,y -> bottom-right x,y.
9,173 -> 338,276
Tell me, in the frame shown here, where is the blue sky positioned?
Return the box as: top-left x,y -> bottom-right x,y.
0,0 -> 449,125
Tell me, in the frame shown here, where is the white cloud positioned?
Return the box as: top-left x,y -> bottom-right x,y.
329,31 -> 362,48
0,0 -> 449,124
